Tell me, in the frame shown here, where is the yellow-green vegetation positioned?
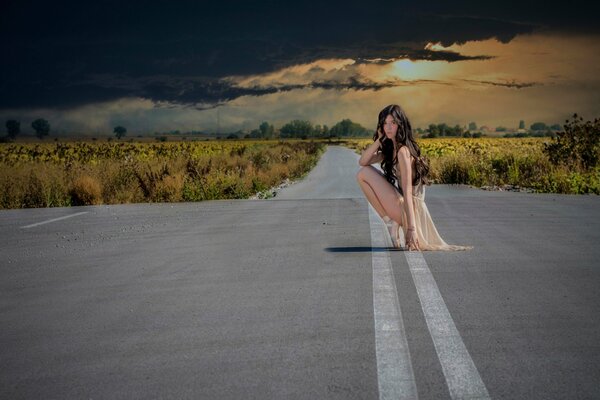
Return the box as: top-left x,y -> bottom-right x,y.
0,140 -> 325,209
346,137 -> 600,194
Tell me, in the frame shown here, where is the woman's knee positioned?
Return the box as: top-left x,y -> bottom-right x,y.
356,165 -> 376,182
356,166 -> 368,181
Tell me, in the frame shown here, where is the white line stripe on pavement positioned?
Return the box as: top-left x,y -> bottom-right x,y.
405,251 -> 491,400
368,203 -> 419,400
20,211 -> 88,228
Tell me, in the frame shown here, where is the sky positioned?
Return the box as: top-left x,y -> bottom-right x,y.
1,0 -> 599,136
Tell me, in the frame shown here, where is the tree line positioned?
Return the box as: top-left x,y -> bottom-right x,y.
240,118 -> 370,139
2,116 -> 567,141
5,118 -> 51,140
424,120 -> 561,138
3,118 -> 129,141
2,118 -> 373,141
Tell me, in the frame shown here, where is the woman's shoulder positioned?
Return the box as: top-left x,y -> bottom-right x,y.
396,145 -> 414,160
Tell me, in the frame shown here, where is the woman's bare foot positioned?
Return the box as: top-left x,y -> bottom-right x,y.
382,216 -> 401,249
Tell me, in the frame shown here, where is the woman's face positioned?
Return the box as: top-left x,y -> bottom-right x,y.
383,114 -> 399,139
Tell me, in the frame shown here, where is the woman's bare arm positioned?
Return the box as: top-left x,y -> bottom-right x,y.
397,146 -> 416,229
358,141 -> 384,166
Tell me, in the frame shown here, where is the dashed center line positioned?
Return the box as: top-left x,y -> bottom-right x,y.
20,211 -> 88,228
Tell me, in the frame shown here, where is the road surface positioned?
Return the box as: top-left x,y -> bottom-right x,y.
1,145 -> 599,399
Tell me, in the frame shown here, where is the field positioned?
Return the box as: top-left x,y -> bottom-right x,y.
1,137 -> 597,209
0,140 -> 325,209
346,137 -> 600,195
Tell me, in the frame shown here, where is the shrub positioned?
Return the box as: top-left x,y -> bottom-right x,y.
543,113 -> 600,170
70,175 -> 102,205
154,173 -> 185,202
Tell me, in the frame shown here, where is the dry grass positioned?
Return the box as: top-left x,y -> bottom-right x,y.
0,140 -> 325,209
70,175 -> 103,205
346,137 -> 600,194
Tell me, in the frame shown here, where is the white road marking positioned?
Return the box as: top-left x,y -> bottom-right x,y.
405,251 -> 491,400
368,203 -> 419,400
20,211 -> 88,228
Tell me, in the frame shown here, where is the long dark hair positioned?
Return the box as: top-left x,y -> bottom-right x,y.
373,104 -> 431,195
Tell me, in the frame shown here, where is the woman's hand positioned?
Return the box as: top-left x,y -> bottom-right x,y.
405,228 -> 420,251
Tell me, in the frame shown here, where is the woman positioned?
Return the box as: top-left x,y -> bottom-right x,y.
356,104 -> 473,251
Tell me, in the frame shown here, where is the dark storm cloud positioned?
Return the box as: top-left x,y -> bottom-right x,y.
459,79 -> 540,89
158,76 -> 455,110
1,0 -> 597,109
80,73 -> 445,110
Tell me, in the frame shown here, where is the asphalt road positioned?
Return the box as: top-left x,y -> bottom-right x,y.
1,145 -> 599,399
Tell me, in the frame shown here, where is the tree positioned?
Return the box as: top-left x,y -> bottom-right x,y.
468,122 -> 477,131
114,126 -> 127,139
439,123 -> 453,136
248,129 -> 261,139
279,119 -> 313,138
313,124 -> 323,138
425,122 -> 463,137
329,119 -> 369,137
31,118 -> 50,139
426,123 -> 439,138
530,122 -> 547,131
259,121 -> 275,138
6,120 -> 20,139
495,126 -> 507,132
453,124 -> 464,137
519,120 -> 525,129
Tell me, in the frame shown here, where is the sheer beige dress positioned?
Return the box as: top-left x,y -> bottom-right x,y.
393,161 -> 473,251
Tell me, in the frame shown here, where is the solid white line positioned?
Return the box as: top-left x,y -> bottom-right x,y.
368,203 -> 419,400
20,211 -> 88,228
405,251 -> 491,400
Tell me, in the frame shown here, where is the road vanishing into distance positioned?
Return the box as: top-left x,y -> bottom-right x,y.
1,145 -> 599,399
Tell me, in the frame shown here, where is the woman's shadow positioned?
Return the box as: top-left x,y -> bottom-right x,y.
324,246 -> 405,252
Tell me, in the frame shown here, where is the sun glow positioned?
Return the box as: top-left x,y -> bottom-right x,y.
380,58 -> 448,81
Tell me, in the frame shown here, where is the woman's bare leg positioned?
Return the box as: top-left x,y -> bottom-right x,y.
356,166 -> 404,223
356,169 -> 387,218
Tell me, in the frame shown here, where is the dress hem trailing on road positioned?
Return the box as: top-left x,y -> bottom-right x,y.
395,174 -> 474,251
